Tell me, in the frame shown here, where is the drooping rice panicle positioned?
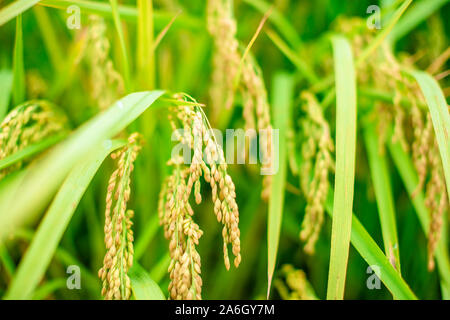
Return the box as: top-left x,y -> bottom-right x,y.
298,92 -> 334,254
85,15 -> 124,111
240,55 -> 274,200
207,0 -> 274,200
99,132 -> 142,300
274,265 -> 318,300
425,141 -> 448,271
207,0 -> 240,112
0,100 -> 68,179
158,94 -> 241,300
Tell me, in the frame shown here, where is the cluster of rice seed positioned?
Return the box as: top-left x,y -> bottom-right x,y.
274,265 -> 318,300
85,15 -> 124,110
207,0 -> 274,200
363,40 -> 448,270
240,56 -> 274,200
298,92 -> 334,254
0,100 -> 68,179
207,0 -> 240,112
158,96 -> 241,299
158,158 -> 203,300
98,133 -> 142,300
339,18 -> 449,270
424,142 -> 448,271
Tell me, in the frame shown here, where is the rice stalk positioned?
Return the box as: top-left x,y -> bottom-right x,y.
12,14 -> 25,106
0,0 -> 41,26
109,0 -> 131,92
0,70 -> 13,120
137,0 -> 155,90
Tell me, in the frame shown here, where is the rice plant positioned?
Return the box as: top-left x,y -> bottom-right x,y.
0,0 -> 448,301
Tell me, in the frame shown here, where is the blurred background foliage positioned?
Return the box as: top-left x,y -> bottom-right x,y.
0,0 -> 449,299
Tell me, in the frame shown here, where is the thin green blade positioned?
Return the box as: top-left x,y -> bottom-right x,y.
4,140 -> 125,300
327,35 -> 357,300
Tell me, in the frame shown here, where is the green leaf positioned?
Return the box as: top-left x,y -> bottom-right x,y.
137,0 -> 155,90
33,5 -> 64,72
266,29 -> 318,85
109,0 -> 131,92
12,14 -> 25,106
39,0 -> 202,30
356,0 -> 412,67
134,213 -> 159,261
327,35 -> 357,300
267,72 -> 294,297
0,132 -> 67,171
364,125 -> 401,273
242,0 -> 302,49
325,194 -> 417,300
0,70 -> 13,120
12,228 -> 101,296
389,0 -> 449,44
0,90 -> 164,242
409,70 -> 450,203
4,139 -> 125,300
129,263 -> 165,300
31,279 -> 67,300
0,0 -> 41,26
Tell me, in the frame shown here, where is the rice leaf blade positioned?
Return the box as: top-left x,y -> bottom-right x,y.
267,72 -> 294,297
0,70 -> 13,120
0,90 -> 164,242
0,0 -> 41,26
33,5 -> 64,71
242,0 -> 302,49
389,0 -> 449,44
12,14 -> 25,106
356,0 -> 412,66
364,125 -> 401,273
129,263 -> 165,300
324,194 -> 416,299
409,70 -> 450,203
266,29 -> 318,84
324,194 -> 417,300
137,0 -> 155,90
4,139 -> 125,300
0,132 -> 67,171
327,35 -> 357,300
39,0 -> 202,30
109,0 -> 131,92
